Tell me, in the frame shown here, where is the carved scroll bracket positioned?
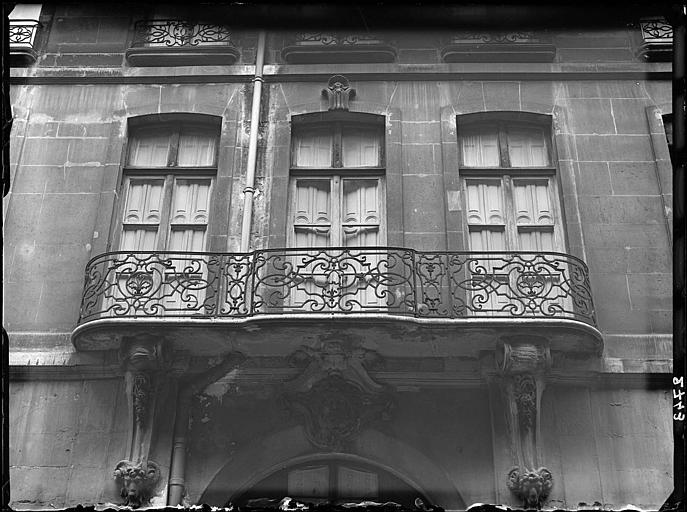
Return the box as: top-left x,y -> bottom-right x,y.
322,75 -> 356,111
496,336 -> 553,509
115,336 -> 170,508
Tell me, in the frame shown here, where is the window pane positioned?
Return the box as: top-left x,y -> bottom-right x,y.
338,466 -> 379,499
171,179 -> 212,225
123,179 -> 165,224
168,227 -> 207,252
178,131 -> 217,166
342,128 -> 381,167
294,180 -> 331,247
129,133 -> 171,167
469,228 -> 505,251
507,128 -> 549,167
120,227 -> 158,252
461,127 -> 500,167
518,229 -> 555,251
293,130 -> 333,167
288,466 -> 330,499
465,180 -> 504,225
513,179 -> 554,225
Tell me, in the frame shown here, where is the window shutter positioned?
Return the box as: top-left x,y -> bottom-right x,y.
461,127 -> 500,167
342,179 -> 380,247
120,179 -> 165,251
294,131 -> 333,167
507,128 -> 548,167
293,179 -> 332,247
513,179 -> 555,251
168,179 -> 211,252
342,128 -> 380,167
466,180 -> 506,251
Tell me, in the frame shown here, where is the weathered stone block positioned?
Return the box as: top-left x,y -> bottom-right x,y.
401,121 -> 441,144
520,81 -> 554,113
4,193 -> 42,242
7,243 -> 89,284
33,280 -> 83,330
402,174 -> 446,232
574,134 -> 653,162
608,162 -> 660,196
588,273 -> 631,311
36,193 -> 101,244
402,144 -> 441,175
586,246 -> 627,273
67,139 -> 110,164
627,273 -> 672,311
403,232 -> 445,251
584,223 -> 669,248
578,196 -> 664,224
564,81 -> 646,100
483,81 -> 520,111
49,17 -> 100,45
575,161 -> 612,195
566,98 -> 616,135
22,138 -> 69,166
610,99 -> 651,135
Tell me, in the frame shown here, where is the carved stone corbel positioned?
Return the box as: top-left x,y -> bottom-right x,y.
114,459 -> 161,508
322,74 -> 356,111
115,336 -> 169,508
497,336 -> 553,509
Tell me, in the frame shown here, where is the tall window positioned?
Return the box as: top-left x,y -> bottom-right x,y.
119,121 -> 219,253
289,115 -> 385,248
458,120 -> 563,253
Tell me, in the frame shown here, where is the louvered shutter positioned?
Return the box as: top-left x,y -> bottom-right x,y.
293,179 -> 332,247
512,178 -> 556,251
465,180 -> 506,251
120,179 -> 165,251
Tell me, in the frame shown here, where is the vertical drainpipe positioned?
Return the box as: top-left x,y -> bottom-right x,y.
166,30 -> 265,507
240,30 -> 267,252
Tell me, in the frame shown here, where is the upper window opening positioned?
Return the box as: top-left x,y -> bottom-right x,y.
459,122 -> 550,168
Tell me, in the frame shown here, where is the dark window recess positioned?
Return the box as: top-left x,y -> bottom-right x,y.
281,32 -> 396,64
441,31 -> 556,63
125,19 -> 240,66
663,114 -> 673,161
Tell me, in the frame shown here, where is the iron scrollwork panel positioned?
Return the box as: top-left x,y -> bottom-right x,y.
78,249 -> 596,325
132,20 -> 233,48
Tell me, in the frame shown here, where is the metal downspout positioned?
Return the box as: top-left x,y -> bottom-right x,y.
167,354 -> 245,505
240,30 -> 267,252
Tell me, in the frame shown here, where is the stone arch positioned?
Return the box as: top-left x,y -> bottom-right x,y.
197,426 -> 466,510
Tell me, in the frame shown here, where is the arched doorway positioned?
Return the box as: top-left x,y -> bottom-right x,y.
229,456 -> 431,508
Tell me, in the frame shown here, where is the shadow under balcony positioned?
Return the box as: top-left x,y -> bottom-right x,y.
125,19 -> 240,66
71,248 -> 603,357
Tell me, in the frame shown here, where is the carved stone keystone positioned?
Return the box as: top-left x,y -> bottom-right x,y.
114,459 -> 161,508
322,74 -> 356,111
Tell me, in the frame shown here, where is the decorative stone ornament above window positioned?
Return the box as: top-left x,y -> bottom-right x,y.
635,17 -> 673,62
125,19 -> 240,66
282,32 -> 397,63
441,31 -> 556,62
9,4 -> 42,66
322,75 -> 356,111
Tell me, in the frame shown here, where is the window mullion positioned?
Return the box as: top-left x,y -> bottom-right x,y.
332,175 -> 342,246
498,124 -> 511,168
168,131 -> 181,167
333,123 -> 343,168
157,175 -> 175,251
502,174 -> 518,251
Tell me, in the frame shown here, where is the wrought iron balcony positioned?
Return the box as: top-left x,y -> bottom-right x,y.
441,31 -> 556,62
72,248 -> 602,355
636,18 -> 672,62
282,32 -> 396,63
9,20 -> 40,66
125,19 -> 240,66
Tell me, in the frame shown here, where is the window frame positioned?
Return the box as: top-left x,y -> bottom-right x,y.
457,115 -> 565,253
112,119 -> 220,253
288,113 -> 387,248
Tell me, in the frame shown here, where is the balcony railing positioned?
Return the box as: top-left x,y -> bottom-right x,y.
125,19 -> 240,66
441,31 -> 556,62
9,20 -> 40,65
282,32 -> 397,63
78,248 -> 596,327
636,18 -> 673,62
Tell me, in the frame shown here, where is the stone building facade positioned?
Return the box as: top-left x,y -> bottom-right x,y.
5,3 -> 676,510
